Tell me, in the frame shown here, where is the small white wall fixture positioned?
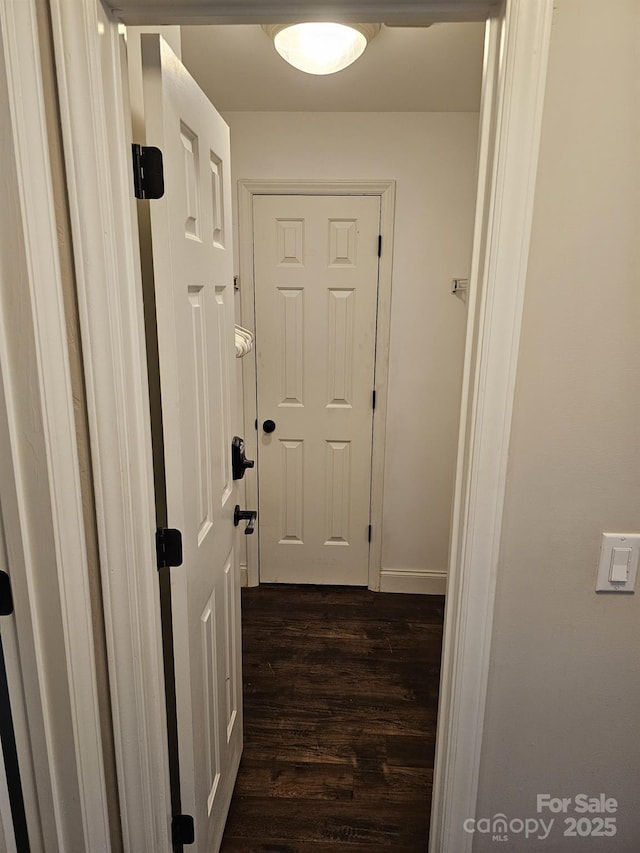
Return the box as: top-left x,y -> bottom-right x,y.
0,0 -> 556,851
238,179 -> 395,591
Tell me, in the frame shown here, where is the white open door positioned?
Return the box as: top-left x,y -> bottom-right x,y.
141,35 -> 241,851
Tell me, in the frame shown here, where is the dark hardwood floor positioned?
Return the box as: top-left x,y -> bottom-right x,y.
221,584 -> 444,852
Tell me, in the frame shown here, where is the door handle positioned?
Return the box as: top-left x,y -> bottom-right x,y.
262,419 -> 276,434
234,505 -> 257,535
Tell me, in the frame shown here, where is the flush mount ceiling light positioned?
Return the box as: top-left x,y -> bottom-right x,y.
263,23 -> 381,75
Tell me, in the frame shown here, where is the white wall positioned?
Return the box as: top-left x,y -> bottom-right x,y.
224,112 -> 479,586
475,0 -> 640,848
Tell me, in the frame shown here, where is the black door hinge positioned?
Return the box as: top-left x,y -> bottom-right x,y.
377,235 -> 382,257
172,814 -> 195,846
368,524 -> 372,543
0,571 -> 14,616
132,144 -> 165,199
372,389 -> 376,410
156,528 -> 183,569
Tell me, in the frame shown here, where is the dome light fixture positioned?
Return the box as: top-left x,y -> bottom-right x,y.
263,23 -> 381,76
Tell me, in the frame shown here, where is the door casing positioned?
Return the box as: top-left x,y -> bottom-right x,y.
238,180 -> 395,590
0,1 -> 113,849
0,1 -> 556,852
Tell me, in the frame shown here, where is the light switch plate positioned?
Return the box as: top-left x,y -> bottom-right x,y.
596,533 -> 640,593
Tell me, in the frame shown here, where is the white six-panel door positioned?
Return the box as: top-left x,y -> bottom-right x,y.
141,36 -> 241,852
253,195 -> 381,585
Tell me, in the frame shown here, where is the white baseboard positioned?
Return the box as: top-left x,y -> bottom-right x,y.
379,569 -> 447,596
242,564 -> 445,594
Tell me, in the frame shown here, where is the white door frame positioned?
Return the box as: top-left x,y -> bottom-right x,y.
0,1 -> 112,849
2,0 -> 553,850
237,179 -> 395,590
430,5 -> 553,848
46,2 -> 173,851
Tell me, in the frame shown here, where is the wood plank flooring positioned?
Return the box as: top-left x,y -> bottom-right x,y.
221,585 -> 444,852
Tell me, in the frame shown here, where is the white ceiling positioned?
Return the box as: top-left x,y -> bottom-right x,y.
180,23 -> 485,112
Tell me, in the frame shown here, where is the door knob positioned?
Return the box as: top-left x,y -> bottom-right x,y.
234,505 -> 257,534
262,419 -> 276,434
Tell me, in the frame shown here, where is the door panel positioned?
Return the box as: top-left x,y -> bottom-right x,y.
254,195 -> 381,585
141,35 -> 241,852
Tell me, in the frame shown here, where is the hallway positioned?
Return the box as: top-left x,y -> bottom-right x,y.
221,585 -> 444,851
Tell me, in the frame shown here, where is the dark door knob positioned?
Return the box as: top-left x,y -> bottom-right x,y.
262,419 -> 276,434
234,505 -> 257,534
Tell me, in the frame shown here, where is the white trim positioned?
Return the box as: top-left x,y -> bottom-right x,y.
104,1 -> 492,26
48,2 -> 172,851
379,569 -> 447,596
0,0 -> 111,849
429,2 -> 554,850
237,179 -> 395,591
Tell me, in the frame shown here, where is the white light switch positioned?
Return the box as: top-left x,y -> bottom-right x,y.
609,548 -> 631,583
596,534 -> 640,593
